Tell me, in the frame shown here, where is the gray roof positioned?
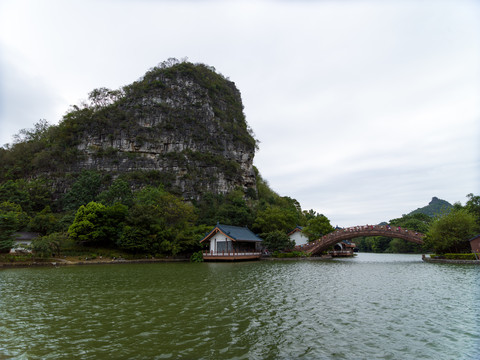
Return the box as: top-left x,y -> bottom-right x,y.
14,232 -> 40,240
202,224 -> 262,243
469,234 -> 480,242
287,226 -> 304,236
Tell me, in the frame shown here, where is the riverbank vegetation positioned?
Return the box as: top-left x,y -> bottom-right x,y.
355,213 -> 432,253
0,164 -> 329,259
429,253 -> 478,261
423,207 -> 478,254
1,169 -> 478,259
1,118 -> 478,259
1,60 -> 477,262
352,194 -> 480,255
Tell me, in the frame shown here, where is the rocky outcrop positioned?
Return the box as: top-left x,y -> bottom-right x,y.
66,61 -> 258,199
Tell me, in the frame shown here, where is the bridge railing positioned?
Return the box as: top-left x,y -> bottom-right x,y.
294,225 -> 425,253
328,250 -> 354,256
203,250 -> 262,257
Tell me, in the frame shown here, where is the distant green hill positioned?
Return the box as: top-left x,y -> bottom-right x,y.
408,197 -> 453,217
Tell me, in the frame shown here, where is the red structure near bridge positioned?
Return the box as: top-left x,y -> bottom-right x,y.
296,225 -> 425,256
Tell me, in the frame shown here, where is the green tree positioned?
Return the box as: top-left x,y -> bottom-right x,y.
0,212 -> 18,253
195,192 -> 224,225
0,201 -> 29,230
21,179 -> 52,213
97,178 -> 133,207
28,206 -> 58,235
424,208 -> 478,254
0,180 -> 31,212
386,238 -> 412,253
261,230 -> 295,252
0,201 -> 28,253
119,186 -> 197,255
31,233 -> 65,258
371,236 -> 391,253
68,202 -> 105,245
302,209 -> 319,223
88,87 -> 124,109
117,226 -> 152,253
253,205 -> 298,234
12,119 -> 51,144
56,213 -> 76,232
465,193 -> 480,226
173,224 -> 212,254
355,237 -> 372,252
254,167 -> 278,205
386,213 -> 432,253
216,189 -> 254,227
0,120 -> 56,180
389,213 -> 432,233
302,214 -> 334,241
62,171 -> 103,211
68,201 -> 127,246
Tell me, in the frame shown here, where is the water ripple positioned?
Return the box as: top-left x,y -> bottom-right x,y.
0,254 -> 478,359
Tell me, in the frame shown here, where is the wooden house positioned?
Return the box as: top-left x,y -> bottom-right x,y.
470,234 -> 480,254
200,224 -> 263,261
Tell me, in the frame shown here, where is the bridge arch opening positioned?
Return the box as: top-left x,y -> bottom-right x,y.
296,225 -> 425,256
333,243 -> 343,251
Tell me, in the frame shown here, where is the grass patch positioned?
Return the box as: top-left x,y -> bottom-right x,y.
430,253 -> 478,260
0,253 -> 35,263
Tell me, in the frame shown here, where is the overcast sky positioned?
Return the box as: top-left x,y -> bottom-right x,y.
0,0 -> 479,227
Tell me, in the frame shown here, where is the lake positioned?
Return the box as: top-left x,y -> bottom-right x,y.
1,253 -> 478,359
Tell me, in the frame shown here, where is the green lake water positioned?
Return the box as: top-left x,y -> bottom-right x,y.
1,253 -> 479,359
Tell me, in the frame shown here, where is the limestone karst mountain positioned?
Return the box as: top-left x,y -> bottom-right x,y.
0,60 -> 258,200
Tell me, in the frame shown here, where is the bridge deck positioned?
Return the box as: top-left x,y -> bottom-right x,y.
202,251 -> 261,261
296,225 -> 425,255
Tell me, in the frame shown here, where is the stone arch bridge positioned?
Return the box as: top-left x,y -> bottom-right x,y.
296,225 -> 425,256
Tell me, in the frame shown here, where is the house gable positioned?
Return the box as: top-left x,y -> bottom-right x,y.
288,226 -> 309,246
200,224 -> 262,243
200,224 -> 263,255
470,234 -> 480,252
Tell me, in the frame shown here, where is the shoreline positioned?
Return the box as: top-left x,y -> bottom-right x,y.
261,255 -> 333,261
422,256 -> 480,265
0,257 -> 188,269
1,254 -> 338,268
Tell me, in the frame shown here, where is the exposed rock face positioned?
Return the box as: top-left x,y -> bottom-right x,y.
69,61 -> 257,199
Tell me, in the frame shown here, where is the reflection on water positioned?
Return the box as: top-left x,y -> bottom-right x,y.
1,253 -> 479,359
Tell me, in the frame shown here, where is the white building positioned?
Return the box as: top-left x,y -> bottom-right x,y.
287,226 -> 309,246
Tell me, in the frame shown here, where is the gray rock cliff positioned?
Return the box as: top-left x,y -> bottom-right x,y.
64,61 -> 258,199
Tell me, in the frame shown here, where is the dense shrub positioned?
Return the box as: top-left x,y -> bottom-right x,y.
190,251 -> 204,262
430,253 -> 478,260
